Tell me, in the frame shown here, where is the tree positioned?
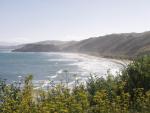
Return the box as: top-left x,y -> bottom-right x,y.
121,55 -> 150,95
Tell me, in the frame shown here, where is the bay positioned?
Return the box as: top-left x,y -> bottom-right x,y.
0,51 -> 126,88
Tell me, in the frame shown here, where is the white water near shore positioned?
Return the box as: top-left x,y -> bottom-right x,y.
0,51 -> 129,89
39,52 -> 129,89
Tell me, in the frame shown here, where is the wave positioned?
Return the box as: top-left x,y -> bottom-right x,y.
48,59 -> 78,62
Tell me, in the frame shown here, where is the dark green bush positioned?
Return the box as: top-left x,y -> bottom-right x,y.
121,55 -> 150,95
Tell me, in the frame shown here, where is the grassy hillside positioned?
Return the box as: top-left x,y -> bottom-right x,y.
63,31 -> 150,58
13,31 -> 150,58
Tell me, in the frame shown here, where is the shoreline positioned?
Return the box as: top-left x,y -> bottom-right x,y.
10,51 -> 130,67
0,51 -> 129,88
48,52 -> 130,67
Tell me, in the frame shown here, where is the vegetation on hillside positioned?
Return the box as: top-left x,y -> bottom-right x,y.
13,31 -> 150,59
0,55 -> 150,113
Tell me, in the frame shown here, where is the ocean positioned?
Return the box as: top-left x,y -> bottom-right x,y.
0,51 -> 126,88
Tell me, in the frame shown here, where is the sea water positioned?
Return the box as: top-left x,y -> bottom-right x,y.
0,51 -> 126,88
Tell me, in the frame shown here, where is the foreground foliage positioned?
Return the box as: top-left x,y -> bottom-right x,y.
0,55 -> 150,113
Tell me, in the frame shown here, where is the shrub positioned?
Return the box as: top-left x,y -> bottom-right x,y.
0,56 -> 150,113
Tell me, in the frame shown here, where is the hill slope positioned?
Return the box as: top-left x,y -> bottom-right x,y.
13,31 -> 150,58
62,31 -> 150,58
12,41 -> 77,52
12,44 -> 60,52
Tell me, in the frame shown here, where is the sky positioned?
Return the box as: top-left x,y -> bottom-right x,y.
0,0 -> 150,43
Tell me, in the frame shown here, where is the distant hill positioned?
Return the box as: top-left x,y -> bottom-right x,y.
12,41 -> 77,52
12,44 -> 60,52
62,31 -> 150,58
35,40 -> 68,45
0,42 -> 24,50
13,31 -> 150,58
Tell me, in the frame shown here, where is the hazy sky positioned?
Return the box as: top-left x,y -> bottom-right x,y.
0,0 -> 150,43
